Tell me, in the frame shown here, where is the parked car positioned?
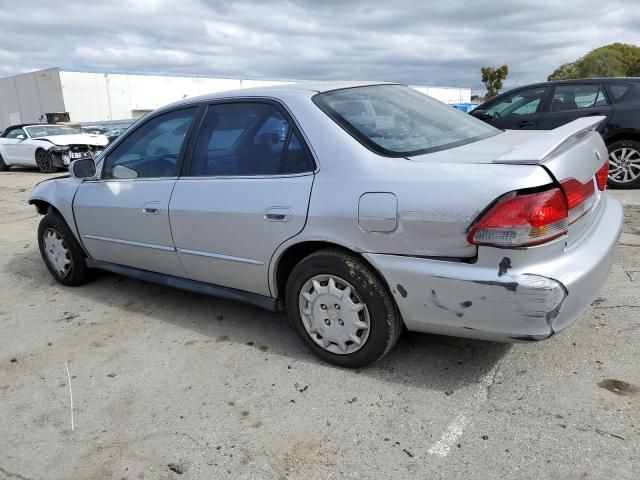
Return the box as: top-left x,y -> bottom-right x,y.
0,124 -> 108,173
29,82 -> 622,367
471,78 -> 640,188
104,127 -> 128,144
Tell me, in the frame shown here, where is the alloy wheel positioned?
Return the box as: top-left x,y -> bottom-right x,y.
609,147 -> 640,184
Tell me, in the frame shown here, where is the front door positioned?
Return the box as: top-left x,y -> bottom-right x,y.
3,128 -> 34,165
74,106 -> 198,277
169,101 -> 315,296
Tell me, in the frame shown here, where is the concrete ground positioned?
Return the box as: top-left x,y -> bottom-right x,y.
1,170 -> 638,480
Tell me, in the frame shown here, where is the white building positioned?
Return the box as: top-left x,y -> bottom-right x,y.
0,67 -> 471,129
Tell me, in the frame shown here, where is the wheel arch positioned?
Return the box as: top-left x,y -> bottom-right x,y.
271,240 -> 397,305
603,131 -> 640,146
28,176 -> 86,253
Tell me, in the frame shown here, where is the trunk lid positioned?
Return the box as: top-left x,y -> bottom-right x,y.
410,116 -> 608,248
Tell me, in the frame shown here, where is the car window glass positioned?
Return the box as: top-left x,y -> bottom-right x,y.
282,131 -> 314,174
485,88 -> 546,118
6,128 -> 26,139
314,85 -> 499,156
608,84 -> 630,102
102,107 -> 196,180
191,103 -> 306,176
550,85 -> 606,112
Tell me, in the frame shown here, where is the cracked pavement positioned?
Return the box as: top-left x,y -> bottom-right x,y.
0,171 -> 639,479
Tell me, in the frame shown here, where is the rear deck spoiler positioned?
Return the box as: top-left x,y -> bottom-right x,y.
494,116 -> 606,164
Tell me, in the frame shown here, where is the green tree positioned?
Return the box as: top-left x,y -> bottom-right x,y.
548,43 -> 640,80
481,65 -> 509,100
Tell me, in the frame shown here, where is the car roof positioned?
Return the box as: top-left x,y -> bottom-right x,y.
505,77 -> 640,91
165,81 -> 399,109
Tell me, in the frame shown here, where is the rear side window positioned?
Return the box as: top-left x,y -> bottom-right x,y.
190,102 -> 314,176
607,84 -> 631,102
313,84 -> 499,157
549,85 -> 608,112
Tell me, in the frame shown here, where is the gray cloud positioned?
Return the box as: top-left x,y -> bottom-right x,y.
0,0 -> 639,91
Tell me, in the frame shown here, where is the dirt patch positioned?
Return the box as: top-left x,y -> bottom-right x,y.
597,378 -> 639,396
271,434 -> 338,480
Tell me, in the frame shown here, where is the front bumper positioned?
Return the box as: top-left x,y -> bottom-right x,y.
364,194 -> 623,342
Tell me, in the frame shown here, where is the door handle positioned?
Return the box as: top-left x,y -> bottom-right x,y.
264,206 -> 292,222
517,120 -> 535,128
142,201 -> 161,215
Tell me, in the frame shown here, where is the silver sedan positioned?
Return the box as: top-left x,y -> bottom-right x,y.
28,82 -> 623,367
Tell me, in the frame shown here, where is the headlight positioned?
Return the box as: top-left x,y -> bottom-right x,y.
49,145 -> 71,153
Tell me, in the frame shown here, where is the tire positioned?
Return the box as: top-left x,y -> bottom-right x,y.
38,212 -> 92,286
607,140 -> 640,189
0,153 -> 8,171
285,249 -> 402,368
35,149 -> 57,174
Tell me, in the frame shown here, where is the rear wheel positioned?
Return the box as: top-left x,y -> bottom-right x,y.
38,212 -> 93,286
607,140 -> 640,189
285,249 -> 402,368
35,149 -> 57,173
0,153 -> 8,171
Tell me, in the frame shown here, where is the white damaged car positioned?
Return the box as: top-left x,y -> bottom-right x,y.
0,124 -> 108,173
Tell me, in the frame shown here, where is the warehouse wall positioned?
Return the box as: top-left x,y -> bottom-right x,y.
0,68 -> 65,130
59,71 -> 292,122
1,68 -> 472,126
412,86 -> 471,104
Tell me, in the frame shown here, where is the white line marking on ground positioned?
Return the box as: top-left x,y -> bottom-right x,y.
64,361 -> 74,431
427,361 -> 501,457
427,414 -> 468,457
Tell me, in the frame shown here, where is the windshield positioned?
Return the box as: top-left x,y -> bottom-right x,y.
313,84 -> 500,157
24,125 -> 82,138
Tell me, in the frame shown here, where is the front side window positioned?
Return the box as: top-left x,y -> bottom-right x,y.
102,107 -> 196,179
190,102 -> 313,176
550,85 -> 608,112
486,88 -> 547,118
6,128 -> 27,139
313,84 -> 499,157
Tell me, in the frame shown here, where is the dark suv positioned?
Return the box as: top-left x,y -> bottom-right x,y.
472,78 -> 640,188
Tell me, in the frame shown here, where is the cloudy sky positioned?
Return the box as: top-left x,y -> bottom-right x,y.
1,0 -> 639,91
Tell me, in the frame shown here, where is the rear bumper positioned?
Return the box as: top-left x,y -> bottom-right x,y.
363,194 -> 623,342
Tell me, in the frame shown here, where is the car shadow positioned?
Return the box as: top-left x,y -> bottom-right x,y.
5,248 -> 511,393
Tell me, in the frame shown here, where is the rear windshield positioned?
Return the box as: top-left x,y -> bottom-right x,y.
313,84 -> 500,157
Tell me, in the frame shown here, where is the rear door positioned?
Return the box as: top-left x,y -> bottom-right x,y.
169,100 -> 315,296
482,86 -> 548,130
74,106 -> 198,277
537,83 -> 613,130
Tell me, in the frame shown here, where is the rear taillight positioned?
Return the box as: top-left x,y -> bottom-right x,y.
468,188 -> 568,247
595,161 -> 608,191
560,178 -> 595,225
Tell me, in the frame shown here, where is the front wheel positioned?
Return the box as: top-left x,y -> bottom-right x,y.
38,212 -> 93,286
35,149 -> 57,173
607,140 -> 640,189
285,249 -> 402,368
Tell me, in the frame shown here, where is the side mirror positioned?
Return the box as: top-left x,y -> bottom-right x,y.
16,134 -> 25,140
471,109 -> 493,121
70,158 -> 96,179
